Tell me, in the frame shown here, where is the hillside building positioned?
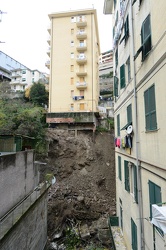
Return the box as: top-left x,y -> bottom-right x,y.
46,9 -> 100,131
104,0 -> 166,249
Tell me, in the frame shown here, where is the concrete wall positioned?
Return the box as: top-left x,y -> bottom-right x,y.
0,192 -> 48,250
0,150 -> 39,218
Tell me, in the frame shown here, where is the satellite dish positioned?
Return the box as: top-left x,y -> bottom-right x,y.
127,125 -> 133,134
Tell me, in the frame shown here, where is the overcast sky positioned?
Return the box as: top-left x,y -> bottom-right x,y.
0,0 -> 112,72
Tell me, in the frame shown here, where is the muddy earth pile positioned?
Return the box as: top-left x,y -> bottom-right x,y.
38,129 -> 116,249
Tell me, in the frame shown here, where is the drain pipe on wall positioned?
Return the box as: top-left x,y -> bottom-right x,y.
130,0 -> 145,249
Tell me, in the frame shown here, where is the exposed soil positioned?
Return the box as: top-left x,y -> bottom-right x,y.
38,128 -> 116,249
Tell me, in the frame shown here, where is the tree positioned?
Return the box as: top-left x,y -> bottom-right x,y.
29,82 -> 48,106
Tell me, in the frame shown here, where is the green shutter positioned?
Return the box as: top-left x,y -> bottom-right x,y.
144,85 -> 157,131
133,165 -> 138,203
127,104 -> 132,123
124,160 -> 130,192
120,64 -> 125,89
117,114 -> 120,136
118,156 -> 122,180
125,15 -> 129,41
149,181 -> 161,219
131,218 -> 138,250
141,15 -> 152,61
114,76 -> 119,97
115,49 -> 118,67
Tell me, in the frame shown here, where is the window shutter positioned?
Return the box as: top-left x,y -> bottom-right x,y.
133,165 -> 138,203
124,161 -> 130,192
120,64 -> 125,89
117,114 -> 120,136
114,76 -> 119,97
127,104 -> 132,123
118,156 -> 122,180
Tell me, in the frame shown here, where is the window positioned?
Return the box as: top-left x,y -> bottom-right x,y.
80,90 -> 84,96
114,76 -> 119,98
149,181 -> 164,236
71,17 -> 75,23
71,41 -> 74,46
32,78 -> 34,83
117,114 -> 120,136
120,15 -> 129,44
124,160 -> 130,192
144,84 -> 157,131
120,201 -> 123,229
134,15 -> 152,61
79,53 -> 85,59
149,181 -> 161,219
126,56 -> 131,82
70,78 -> 74,85
130,164 -> 138,203
22,70 -> 26,74
80,103 -> 84,110
22,78 -> 26,82
114,0 -> 117,8
131,218 -> 138,250
70,104 -> 74,111
118,156 -> 122,180
71,90 -> 74,97
71,29 -> 74,34
71,52 -> 74,59
120,64 -> 125,89
70,65 -> 74,72
127,104 -> 132,124
79,40 -> 85,47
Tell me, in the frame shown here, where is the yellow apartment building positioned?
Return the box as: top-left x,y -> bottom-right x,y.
104,0 -> 166,249
46,9 -> 100,131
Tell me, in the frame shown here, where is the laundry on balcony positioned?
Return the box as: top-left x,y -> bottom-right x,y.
73,95 -> 84,101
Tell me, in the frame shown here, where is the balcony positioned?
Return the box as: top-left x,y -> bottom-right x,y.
11,73 -> 21,78
76,55 -> 87,64
76,17 -> 87,27
45,60 -> 50,69
47,47 -> 51,57
76,82 -> 87,89
76,70 -> 87,76
76,43 -> 87,52
76,31 -> 87,39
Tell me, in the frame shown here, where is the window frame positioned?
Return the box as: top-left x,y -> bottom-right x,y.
120,64 -> 125,89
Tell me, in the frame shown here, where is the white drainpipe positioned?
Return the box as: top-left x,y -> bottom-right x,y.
129,0 -> 145,249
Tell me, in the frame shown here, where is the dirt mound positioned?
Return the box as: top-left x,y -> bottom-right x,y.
38,129 -> 116,249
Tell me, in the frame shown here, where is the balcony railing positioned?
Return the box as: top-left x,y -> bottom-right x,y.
76,44 -> 87,52
76,55 -> 87,64
76,82 -> 87,89
47,47 -> 51,56
76,17 -> 87,27
76,31 -> 87,39
76,70 -> 87,76
45,60 -> 50,69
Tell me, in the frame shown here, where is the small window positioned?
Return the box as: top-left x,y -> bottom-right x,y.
144,84 -> 157,131
70,104 -> 74,111
71,90 -> 74,97
130,164 -> 138,203
71,17 -> 75,23
115,49 -> 118,67
70,78 -> 74,85
71,41 -> 74,46
22,70 -> 26,74
114,76 -> 119,97
70,65 -> 74,72
79,40 -> 85,47
80,90 -> 84,96
22,78 -> 26,82
71,29 -> 74,34
120,15 -> 129,44
71,52 -> 74,59
120,64 -> 125,89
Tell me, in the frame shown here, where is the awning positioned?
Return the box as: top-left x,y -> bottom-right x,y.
151,204 -> 166,233
121,122 -> 132,131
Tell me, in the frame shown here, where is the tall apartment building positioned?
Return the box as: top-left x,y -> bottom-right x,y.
104,0 -> 166,249
46,9 -> 100,131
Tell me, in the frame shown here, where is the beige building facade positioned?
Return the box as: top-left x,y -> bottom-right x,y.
46,9 -> 100,130
104,0 -> 166,249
